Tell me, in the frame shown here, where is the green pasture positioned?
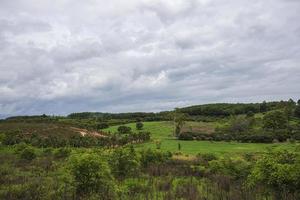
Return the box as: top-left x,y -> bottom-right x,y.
103,121 -> 297,155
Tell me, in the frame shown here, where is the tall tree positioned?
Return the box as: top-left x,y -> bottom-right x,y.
172,108 -> 186,137
263,110 -> 288,132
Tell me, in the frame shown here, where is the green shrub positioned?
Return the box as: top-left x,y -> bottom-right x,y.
109,147 -> 140,178
117,126 -> 132,134
136,122 -> 144,130
140,149 -> 172,168
54,147 -> 71,159
20,147 -> 36,161
69,153 -> 116,199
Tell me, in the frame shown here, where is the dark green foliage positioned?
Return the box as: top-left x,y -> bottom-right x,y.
53,147 -> 71,159
136,121 -> 143,130
178,132 -> 195,140
246,111 -> 255,117
118,125 -> 132,134
20,147 -> 36,161
2,131 -> 22,145
295,104 -> 300,118
259,101 -> 267,112
263,110 -> 288,131
178,102 -> 277,116
97,122 -> 109,129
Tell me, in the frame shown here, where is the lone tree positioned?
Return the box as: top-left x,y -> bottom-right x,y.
172,108 -> 186,137
117,126 -> 132,134
136,121 -> 144,130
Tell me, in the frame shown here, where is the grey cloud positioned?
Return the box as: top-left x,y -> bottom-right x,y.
0,0 -> 300,117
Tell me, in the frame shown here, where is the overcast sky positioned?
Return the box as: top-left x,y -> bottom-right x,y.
0,0 -> 300,117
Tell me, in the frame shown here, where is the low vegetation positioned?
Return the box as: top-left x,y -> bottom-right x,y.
0,99 -> 300,199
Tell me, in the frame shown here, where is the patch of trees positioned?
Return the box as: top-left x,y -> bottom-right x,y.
178,100 -> 297,117
67,111 -> 168,121
178,108 -> 300,143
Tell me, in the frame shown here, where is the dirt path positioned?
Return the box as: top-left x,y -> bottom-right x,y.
71,127 -> 106,137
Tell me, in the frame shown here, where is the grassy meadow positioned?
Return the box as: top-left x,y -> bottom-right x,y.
104,121 -> 296,155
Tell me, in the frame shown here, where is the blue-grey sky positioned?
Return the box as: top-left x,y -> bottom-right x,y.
0,0 -> 300,117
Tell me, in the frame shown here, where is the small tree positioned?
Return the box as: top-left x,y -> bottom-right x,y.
295,104 -> 300,118
178,142 -> 181,151
136,122 -> 144,130
69,153 -> 116,199
173,108 -> 186,137
117,126 -> 132,134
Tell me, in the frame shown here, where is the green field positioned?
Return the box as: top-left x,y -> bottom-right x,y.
104,121 -> 297,155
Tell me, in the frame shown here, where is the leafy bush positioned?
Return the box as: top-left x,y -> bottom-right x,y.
97,122 -> 109,129
69,153 -> 116,199
209,157 -> 251,179
136,122 -> 144,130
140,149 -> 172,168
247,150 -> 300,197
109,147 -> 140,178
117,126 -> 132,134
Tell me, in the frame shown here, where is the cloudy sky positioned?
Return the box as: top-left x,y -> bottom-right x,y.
0,0 -> 300,117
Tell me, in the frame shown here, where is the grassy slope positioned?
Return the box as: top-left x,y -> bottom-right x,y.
104,121 -> 297,155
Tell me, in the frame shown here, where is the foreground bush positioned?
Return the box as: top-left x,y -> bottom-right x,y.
109,147 -> 140,179
69,153 -> 116,199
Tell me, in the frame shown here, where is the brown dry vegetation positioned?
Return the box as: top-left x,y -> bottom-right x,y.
0,121 -> 105,139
